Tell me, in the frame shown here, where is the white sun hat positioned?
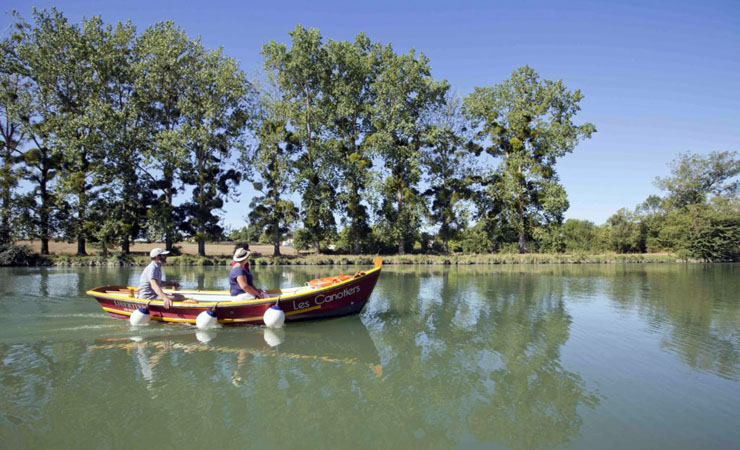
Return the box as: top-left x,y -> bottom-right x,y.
150,248 -> 170,258
233,248 -> 250,262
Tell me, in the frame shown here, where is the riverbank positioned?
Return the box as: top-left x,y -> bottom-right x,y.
5,251 -> 690,267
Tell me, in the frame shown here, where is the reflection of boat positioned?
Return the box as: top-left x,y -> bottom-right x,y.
86,258 -> 382,326
87,316 -> 382,376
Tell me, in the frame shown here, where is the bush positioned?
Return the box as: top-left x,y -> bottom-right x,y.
0,244 -> 38,266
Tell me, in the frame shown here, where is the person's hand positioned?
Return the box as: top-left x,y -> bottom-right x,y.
172,282 -> 180,290
163,296 -> 173,309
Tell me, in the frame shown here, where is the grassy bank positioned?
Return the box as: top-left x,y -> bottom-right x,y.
17,251 -> 686,267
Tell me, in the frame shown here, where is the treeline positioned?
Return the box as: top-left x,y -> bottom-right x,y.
1,9 -> 738,261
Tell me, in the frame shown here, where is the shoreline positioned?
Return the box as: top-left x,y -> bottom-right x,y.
2,252 -> 714,267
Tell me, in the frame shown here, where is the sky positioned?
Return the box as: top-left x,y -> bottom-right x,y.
2,0 -> 738,228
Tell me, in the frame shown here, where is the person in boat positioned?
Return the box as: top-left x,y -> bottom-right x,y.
137,248 -> 181,308
230,247 -> 267,300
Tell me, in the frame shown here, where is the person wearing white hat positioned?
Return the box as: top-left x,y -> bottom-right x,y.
229,247 -> 266,300
136,247 -> 181,308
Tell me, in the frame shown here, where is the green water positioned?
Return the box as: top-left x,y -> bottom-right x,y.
0,264 -> 738,449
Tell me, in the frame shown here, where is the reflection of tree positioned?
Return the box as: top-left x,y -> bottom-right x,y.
3,264 -> 737,448
605,264 -> 740,380
359,268 -> 599,449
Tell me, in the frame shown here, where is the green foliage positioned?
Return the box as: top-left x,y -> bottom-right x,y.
456,222 -> 494,254
559,219 -> 606,253
228,226 -> 259,243
323,35 -> 378,254
291,228 -> 315,252
263,26 -> 336,254
464,66 -> 595,253
659,201 -> 740,261
368,44 -> 448,254
0,244 -> 38,266
178,44 -> 252,255
605,208 -> 644,253
245,80 -> 299,256
655,151 -> 740,209
422,92 -> 475,254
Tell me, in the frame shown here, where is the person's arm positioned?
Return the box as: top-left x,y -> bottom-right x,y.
237,275 -> 264,299
150,278 -> 175,308
161,280 -> 180,289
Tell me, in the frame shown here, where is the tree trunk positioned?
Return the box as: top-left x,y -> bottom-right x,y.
0,189 -> 10,245
198,238 -> 205,257
165,185 -> 173,252
314,240 -> 320,255
353,234 -> 360,255
40,177 -> 50,255
121,237 -> 130,254
397,188 -> 405,255
518,231 -> 527,254
273,223 -> 281,257
77,237 -> 86,256
77,190 -> 87,255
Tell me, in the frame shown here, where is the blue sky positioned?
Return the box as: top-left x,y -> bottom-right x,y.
2,0 -> 738,228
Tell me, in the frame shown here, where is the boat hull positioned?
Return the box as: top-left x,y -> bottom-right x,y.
87,262 -> 381,326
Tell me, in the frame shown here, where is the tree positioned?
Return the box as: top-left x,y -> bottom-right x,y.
655,151 -> 740,209
179,45 -> 252,256
263,25 -> 336,254
324,35 -> 379,254
245,84 -> 299,256
368,45 -> 448,254
0,62 -> 30,245
2,12 -> 67,255
11,9 -> 108,255
93,20 -> 154,254
464,66 -> 595,253
559,219 -> 603,253
421,92 -> 474,254
606,208 -> 643,253
134,22 -> 197,251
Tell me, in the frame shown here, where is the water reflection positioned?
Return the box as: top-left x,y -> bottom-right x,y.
361,268 -> 599,448
0,264 -> 738,448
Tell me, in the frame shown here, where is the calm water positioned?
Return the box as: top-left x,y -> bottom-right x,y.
0,264 -> 738,449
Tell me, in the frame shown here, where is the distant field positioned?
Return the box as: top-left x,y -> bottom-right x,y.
16,240 -> 298,256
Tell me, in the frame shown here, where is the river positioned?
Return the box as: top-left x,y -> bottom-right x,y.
0,264 -> 738,449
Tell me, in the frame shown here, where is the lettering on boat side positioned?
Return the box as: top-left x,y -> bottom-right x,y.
291,286 -> 361,311
315,286 -> 361,305
112,300 -> 138,310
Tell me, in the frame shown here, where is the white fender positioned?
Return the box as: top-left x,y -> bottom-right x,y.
129,307 -> 151,326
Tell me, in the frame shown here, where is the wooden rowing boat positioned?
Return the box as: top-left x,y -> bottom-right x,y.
86,258 -> 382,326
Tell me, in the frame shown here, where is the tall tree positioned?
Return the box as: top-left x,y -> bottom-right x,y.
263,25 -> 335,254
179,45 -> 252,256
246,84 -> 299,256
421,92 -> 474,254
91,20 -> 155,254
2,12 -> 66,255
368,45 -> 448,254
0,64 -> 30,245
11,9 -> 107,255
324,35 -> 379,254
464,66 -> 595,253
134,21 -> 196,251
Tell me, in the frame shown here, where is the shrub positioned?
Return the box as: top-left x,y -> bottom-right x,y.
0,244 -> 38,266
